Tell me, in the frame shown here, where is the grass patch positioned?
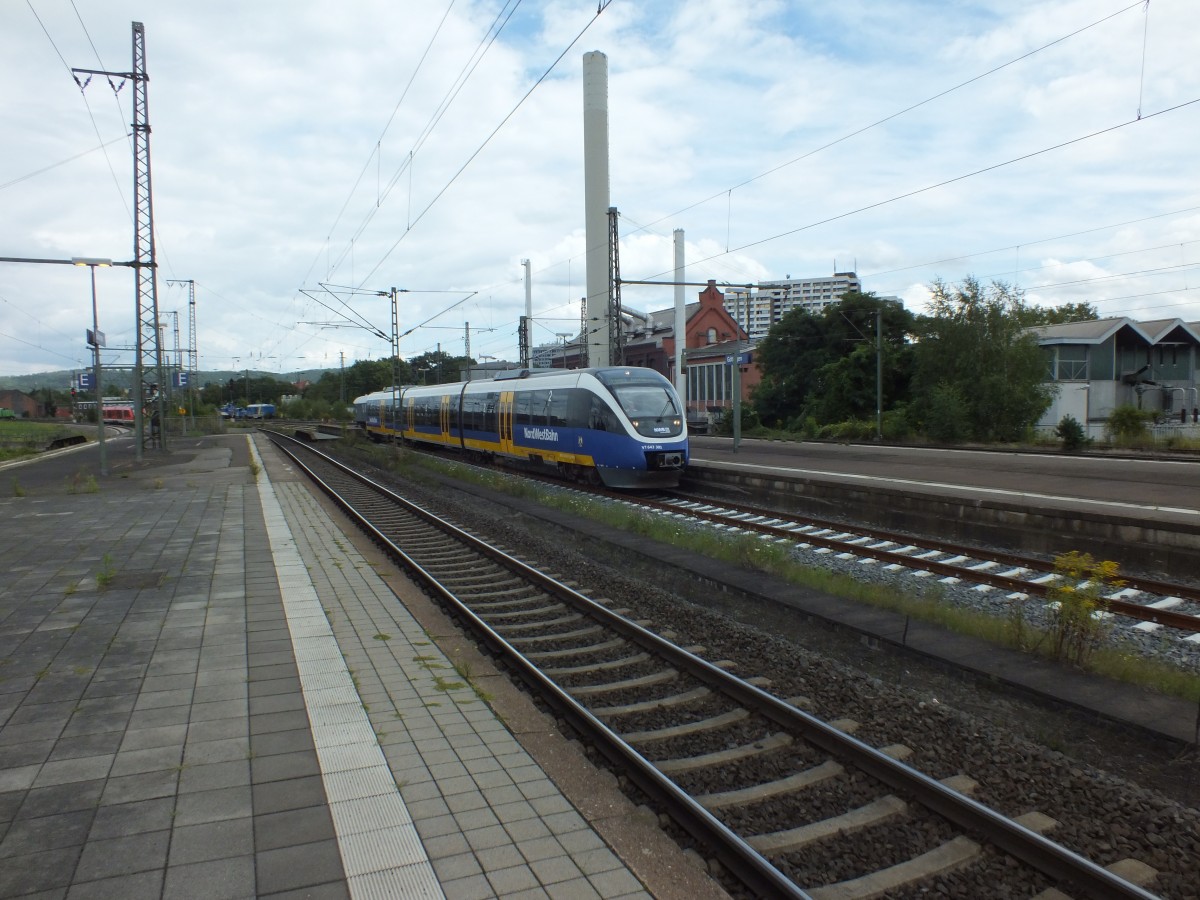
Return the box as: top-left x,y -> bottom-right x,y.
0,422 -> 74,461
453,658 -> 493,703
95,554 -> 116,589
433,675 -> 467,692
66,469 -> 99,494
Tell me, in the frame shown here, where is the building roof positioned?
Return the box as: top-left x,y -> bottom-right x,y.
1029,316 -> 1200,347
1137,319 -> 1200,344
643,302 -> 699,333
685,337 -> 754,362
1027,317 -> 1141,344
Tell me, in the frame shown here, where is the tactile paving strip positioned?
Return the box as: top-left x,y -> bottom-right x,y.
249,439 -> 445,898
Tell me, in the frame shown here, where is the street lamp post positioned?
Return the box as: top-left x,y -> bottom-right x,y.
73,257 -> 112,475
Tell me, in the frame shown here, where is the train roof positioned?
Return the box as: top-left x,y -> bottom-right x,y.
352,366 -> 674,405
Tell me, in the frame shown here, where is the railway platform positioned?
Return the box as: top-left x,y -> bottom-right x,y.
0,433 -> 719,899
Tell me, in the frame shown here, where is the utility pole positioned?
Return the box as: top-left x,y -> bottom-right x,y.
390,288 -> 400,436
80,260 -> 110,476
876,309 -> 883,442
166,279 -> 197,425
73,21 -> 165,458
732,290 -> 750,451
522,259 -> 532,369
464,322 -> 471,380
608,207 -> 623,366
164,310 -> 180,415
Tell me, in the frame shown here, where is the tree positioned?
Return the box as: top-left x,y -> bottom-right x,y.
1018,301 -> 1100,327
304,358 -> 408,406
751,308 -> 829,426
408,349 -> 470,385
911,277 -> 1052,442
752,292 -> 915,428
220,373 -> 293,407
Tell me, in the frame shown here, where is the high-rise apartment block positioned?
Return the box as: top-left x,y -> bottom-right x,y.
723,272 -> 862,340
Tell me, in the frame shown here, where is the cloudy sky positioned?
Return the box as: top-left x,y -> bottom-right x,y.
2,0 -> 1197,379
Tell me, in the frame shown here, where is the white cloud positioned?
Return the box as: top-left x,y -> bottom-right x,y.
1,0 -> 1196,379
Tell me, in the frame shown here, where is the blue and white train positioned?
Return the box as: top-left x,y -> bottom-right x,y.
352,366 -> 688,488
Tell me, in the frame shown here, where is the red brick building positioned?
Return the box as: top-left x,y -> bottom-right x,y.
0,389 -> 42,418
543,280 -> 761,425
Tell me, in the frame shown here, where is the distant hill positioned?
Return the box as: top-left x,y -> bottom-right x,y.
0,369 -> 331,393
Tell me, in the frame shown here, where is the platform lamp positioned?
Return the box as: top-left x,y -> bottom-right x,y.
73,257 -> 112,476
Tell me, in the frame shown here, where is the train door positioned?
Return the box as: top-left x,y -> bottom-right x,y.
440,395 -> 451,443
498,391 -> 515,454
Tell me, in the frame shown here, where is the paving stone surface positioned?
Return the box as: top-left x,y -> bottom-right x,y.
0,434 -> 680,899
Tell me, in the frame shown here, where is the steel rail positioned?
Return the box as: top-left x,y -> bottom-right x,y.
606,489 -> 1200,632
269,432 -> 1159,899
662,489 -> 1200,605
346,441 -> 1200,625
267,433 -> 810,899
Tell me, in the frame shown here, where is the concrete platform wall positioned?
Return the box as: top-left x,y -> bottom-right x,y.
682,463 -> 1200,580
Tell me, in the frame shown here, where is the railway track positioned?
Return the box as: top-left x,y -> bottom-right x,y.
561,482 -> 1200,640
267,431 -> 1162,899
308,433 -> 1200,639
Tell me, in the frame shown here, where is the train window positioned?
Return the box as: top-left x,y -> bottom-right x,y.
565,389 -> 590,428
588,397 -> 619,432
515,392 -> 531,426
417,397 -> 438,427
610,383 -> 680,419
548,391 -> 570,426
483,394 -> 498,433
462,394 -> 484,431
529,390 -> 551,426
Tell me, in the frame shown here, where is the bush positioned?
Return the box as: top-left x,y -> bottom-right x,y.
1105,404 -> 1153,442
785,415 -> 820,439
711,403 -> 761,436
1054,415 -> 1090,452
1046,552 -> 1122,666
881,407 -> 913,442
923,383 -> 970,443
818,419 -> 875,441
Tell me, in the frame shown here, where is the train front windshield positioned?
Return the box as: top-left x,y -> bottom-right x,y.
598,371 -> 684,438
